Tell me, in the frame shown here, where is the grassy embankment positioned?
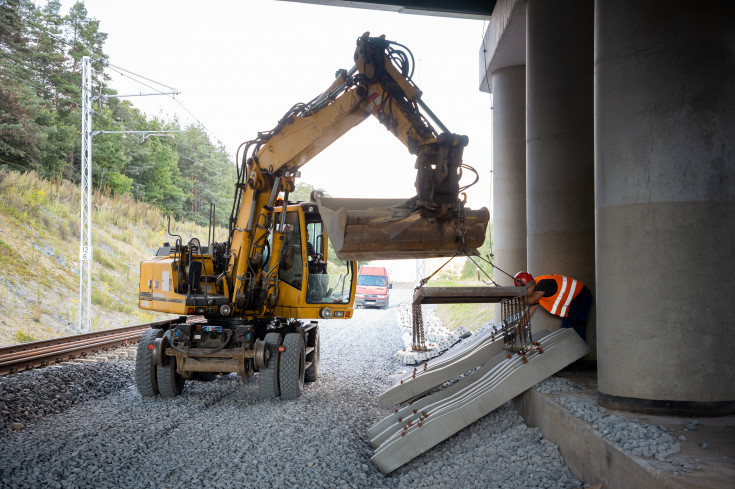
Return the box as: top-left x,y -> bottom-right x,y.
423,279 -> 495,332
0,170 -> 224,347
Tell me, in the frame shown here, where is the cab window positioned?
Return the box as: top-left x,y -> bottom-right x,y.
277,212 -> 303,290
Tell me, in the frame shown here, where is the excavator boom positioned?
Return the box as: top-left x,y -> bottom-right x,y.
231,32 -> 489,266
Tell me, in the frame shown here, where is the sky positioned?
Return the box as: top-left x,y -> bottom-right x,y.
60,0 -> 493,212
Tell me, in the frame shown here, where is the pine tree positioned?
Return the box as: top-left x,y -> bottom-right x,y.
0,0 -> 48,170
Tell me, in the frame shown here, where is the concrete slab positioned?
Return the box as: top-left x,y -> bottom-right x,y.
370,328 -> 589,474
371,330 -> 551,447
380,323 -> 549,407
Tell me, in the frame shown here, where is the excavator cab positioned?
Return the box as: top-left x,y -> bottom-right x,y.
270,202 -> 356,320
139,201 -> 356,321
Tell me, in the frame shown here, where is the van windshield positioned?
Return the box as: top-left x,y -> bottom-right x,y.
357,274 -> 387,287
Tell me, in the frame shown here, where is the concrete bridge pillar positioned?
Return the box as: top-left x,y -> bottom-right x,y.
491,65 -> 527,324
596,0 -> 735,415
525,0 -> 595,351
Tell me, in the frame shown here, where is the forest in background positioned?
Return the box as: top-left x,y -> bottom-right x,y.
0,0 -> 236,227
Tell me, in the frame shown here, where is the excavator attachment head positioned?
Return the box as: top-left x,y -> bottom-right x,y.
315,197 -> 489,261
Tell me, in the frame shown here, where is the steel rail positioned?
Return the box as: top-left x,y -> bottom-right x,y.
0,317 -> 188,376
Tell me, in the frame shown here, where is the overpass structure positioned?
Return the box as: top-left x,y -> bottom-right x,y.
287,0 -> 734,418
479,0 -> 733,417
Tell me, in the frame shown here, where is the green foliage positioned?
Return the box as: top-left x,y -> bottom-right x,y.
175,125 -> 235,228
91,288 -> 105,306
93,246 -> 116,270
435,302 -> 493,332
461,222 -> 494,280
0,234 -> 28,276
14,330 -> 37,343
290,181 -> 328,203
0,1 -> 236,230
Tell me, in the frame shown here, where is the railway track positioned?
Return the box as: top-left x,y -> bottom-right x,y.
0,317 -> 188,376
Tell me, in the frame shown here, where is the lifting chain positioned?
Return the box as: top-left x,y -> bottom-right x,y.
500,296 -> 542,359
411,298 -> 426,352
411,250 -> 460,351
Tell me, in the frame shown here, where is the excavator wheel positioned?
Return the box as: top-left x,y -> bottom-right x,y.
157,359 -> 185,398
279,332 -> 306,400
304,326 -> 320,383
259,333 -> 282,399
135,328 -> 163,397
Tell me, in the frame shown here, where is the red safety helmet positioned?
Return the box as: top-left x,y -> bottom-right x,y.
513,272 -> 534,286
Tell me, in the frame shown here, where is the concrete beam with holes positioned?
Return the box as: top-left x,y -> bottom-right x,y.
381,321 -> 550,407
374,328 -> 551,435
370,328 -> 589,475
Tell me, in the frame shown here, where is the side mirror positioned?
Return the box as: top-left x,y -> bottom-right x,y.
388,283 -> 393,289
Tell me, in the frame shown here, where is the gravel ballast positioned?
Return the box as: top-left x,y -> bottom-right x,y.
1,290 -> 587,489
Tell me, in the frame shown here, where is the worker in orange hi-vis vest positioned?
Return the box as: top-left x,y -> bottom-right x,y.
513,272 -> 594,340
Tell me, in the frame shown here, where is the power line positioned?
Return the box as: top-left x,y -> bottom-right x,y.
103,62 -> 228,150
170,96 -> 228,150
0,67 -> 213,173
103,63 -> 175,98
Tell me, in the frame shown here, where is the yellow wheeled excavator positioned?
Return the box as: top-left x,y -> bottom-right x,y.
135,32 -> 489,400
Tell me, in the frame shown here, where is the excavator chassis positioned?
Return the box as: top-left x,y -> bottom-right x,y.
134,317 -> 320,400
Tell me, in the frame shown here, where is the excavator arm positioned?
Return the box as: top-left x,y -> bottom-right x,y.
248,33 -> 474,217
228,33 -> 488,293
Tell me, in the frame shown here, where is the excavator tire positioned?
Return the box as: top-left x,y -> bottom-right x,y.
279,332 -> 305,400
259,333 -> 282,399
135,328 -> 162,397
304,326 -> 319,383
157,359 -> 185,398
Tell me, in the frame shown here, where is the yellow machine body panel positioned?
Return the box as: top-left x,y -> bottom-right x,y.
139,256 -> 187,315
139,254 -> 220,316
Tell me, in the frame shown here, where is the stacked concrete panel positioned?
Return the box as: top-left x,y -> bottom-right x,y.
381,323 -> 550,407
370,328 -> 589,474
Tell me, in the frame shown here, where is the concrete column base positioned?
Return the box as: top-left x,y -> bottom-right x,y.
598,393 -> 735,418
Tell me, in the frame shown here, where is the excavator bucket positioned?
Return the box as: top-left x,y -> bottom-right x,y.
315,197 -> 489,261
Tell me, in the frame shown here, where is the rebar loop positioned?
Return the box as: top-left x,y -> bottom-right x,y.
500,296 -> 542,355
